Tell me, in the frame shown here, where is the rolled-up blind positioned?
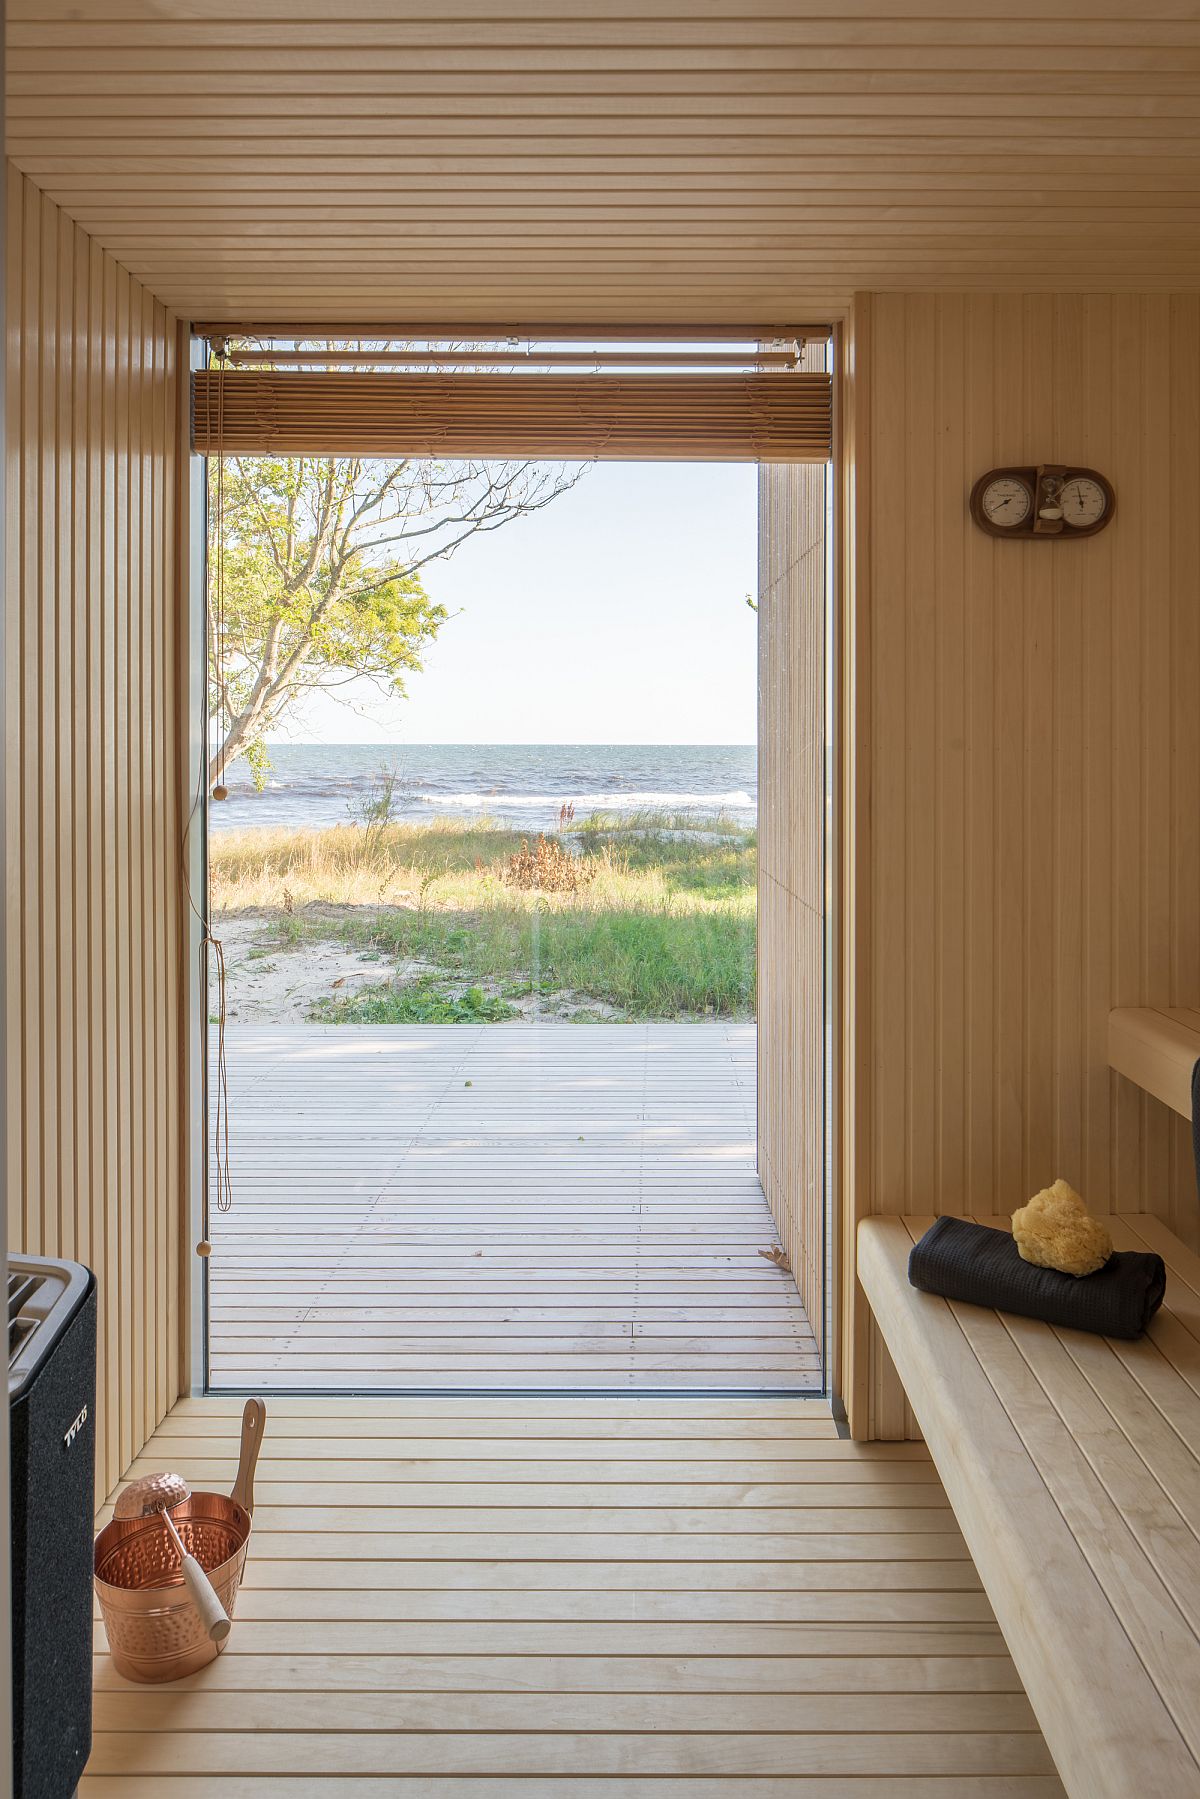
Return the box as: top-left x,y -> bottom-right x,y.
191,370 -> 832,462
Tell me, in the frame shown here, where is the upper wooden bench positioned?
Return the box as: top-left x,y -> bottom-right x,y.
1109,1005 -> 1200,1118
858,1209 -> 1200,1799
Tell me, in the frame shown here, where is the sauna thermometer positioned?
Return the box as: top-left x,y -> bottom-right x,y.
970,464 -> 1114,539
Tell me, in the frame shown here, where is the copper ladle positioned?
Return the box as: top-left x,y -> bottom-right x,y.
114,1470 -> 231,1644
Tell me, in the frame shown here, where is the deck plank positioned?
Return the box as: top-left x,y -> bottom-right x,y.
208,1022 -> 816,1392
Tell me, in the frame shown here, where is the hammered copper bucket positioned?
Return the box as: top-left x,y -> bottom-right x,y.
94,1398 -> 265,1682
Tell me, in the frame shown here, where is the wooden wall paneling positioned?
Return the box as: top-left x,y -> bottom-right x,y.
113,249 -> 132,1468
53,196 -> 72,1269
69,191 -> 90,1310
17,174 -> 38,1273
857,296 -> 906,1442
757,351 -> 827,1364
140,283 -> 156,1438
1021,305 -> 1054,1205
835,306 -> 867,1431
5,164 -> 19,1270
100,242 -> 122,1489
1049,299 -> 1084,1195
1139,301 -> 1174,1214
962,300 -> 997,1213
1109,298 -> 1145,1213
1169,296 -> 1200,1024
1079,296 -> 1116,1216
153,315 -> 176,1427
136,276 -> 158,1440
4,166 -> 186,1497
846,290 -> 1200,1437
127,271 -> 143,1455
160,316 -> 181,1423
933,297 -> 966,1221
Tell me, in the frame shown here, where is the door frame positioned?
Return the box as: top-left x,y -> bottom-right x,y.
181,330 -> 843,1402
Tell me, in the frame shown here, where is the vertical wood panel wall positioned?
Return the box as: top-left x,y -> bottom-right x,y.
847,291 -> 1200,1437
758,451 -> 827,1354
4,168 -> 186,1496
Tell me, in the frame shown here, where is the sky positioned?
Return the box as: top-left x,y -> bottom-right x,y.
269,460 -> 759,745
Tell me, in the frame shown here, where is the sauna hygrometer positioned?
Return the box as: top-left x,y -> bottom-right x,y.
970,464 -> 1114,539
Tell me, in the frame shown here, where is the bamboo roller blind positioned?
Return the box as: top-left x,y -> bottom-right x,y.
191,370 -> 832,461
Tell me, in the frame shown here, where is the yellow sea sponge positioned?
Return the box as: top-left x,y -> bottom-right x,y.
1012,1179 -> 1113,1278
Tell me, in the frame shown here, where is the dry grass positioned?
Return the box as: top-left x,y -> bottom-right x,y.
210,814 -> 757,1018
210,816 -> 526,911
503,834 -> 597,894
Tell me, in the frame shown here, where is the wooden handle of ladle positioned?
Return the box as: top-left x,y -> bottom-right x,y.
231,1396 -> 266,1516
160,1508 -> 232,1645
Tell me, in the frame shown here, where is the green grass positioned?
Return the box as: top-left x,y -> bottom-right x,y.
213,811 -> 757,1021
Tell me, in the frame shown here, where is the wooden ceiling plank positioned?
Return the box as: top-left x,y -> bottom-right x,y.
10,18 -> 1200,50
12,46 -> 1200,73
16,117 -> 1200,144
18,157 -> 1200,182
9,1 -> 1200,319
12,69 -> 1200,95
15,0 -> 1200,20
13,91 -> 1200,120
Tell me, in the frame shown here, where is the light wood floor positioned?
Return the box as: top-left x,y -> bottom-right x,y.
208,1024 -> 819,1392
86,1396 -> 1062,1795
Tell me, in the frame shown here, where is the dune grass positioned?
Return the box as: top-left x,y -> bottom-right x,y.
211,812 -> 757,1020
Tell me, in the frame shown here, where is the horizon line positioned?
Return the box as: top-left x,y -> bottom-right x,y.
256,738 -> 757,748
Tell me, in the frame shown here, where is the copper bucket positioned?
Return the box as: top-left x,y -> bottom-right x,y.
94,1398 -> 265,1683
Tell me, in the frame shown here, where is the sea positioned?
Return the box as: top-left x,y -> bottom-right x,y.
208,743 -> 757,836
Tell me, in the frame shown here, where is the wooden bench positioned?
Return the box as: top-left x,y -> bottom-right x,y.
1109,1005 -> 1200,1118
858,1209 -> 1200,1799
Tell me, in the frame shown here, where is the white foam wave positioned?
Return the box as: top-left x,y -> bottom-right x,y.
426,790 -> 754,811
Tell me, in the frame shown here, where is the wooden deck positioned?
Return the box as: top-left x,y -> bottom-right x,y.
208,1024 -> 820,1392
86,1395 -> 1062,1795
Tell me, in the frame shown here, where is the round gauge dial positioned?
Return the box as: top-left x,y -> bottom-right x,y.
1060,476 -> 1108,528
979,476 -> 1033,528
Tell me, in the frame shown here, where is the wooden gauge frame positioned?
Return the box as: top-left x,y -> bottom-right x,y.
970,463 -> 1115,540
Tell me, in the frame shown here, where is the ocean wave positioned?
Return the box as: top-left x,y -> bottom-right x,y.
428,790 -> 754,811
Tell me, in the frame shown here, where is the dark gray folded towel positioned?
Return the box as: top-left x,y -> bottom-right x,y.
908,1215 -> 1166,1339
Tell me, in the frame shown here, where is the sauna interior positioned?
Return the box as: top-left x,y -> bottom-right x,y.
4,4 -> 1200,1796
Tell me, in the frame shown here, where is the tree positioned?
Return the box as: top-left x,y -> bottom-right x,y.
208,455 -> 579,788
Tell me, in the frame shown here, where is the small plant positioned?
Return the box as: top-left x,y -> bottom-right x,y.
314,978 -> 518,1025
349,762 -> 403,849
503,834 -> 596,894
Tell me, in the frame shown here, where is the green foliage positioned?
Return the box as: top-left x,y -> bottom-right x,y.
210,457 -> 446,785
314,978 -> 518,1025
242,739 -> 273,790
208,452 -> 581,784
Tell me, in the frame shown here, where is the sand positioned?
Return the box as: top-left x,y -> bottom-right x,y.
209,912 -> 624,1024
210,915 -> 407,1023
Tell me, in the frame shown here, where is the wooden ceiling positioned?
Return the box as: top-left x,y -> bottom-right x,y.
8,1 -> 1200,327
